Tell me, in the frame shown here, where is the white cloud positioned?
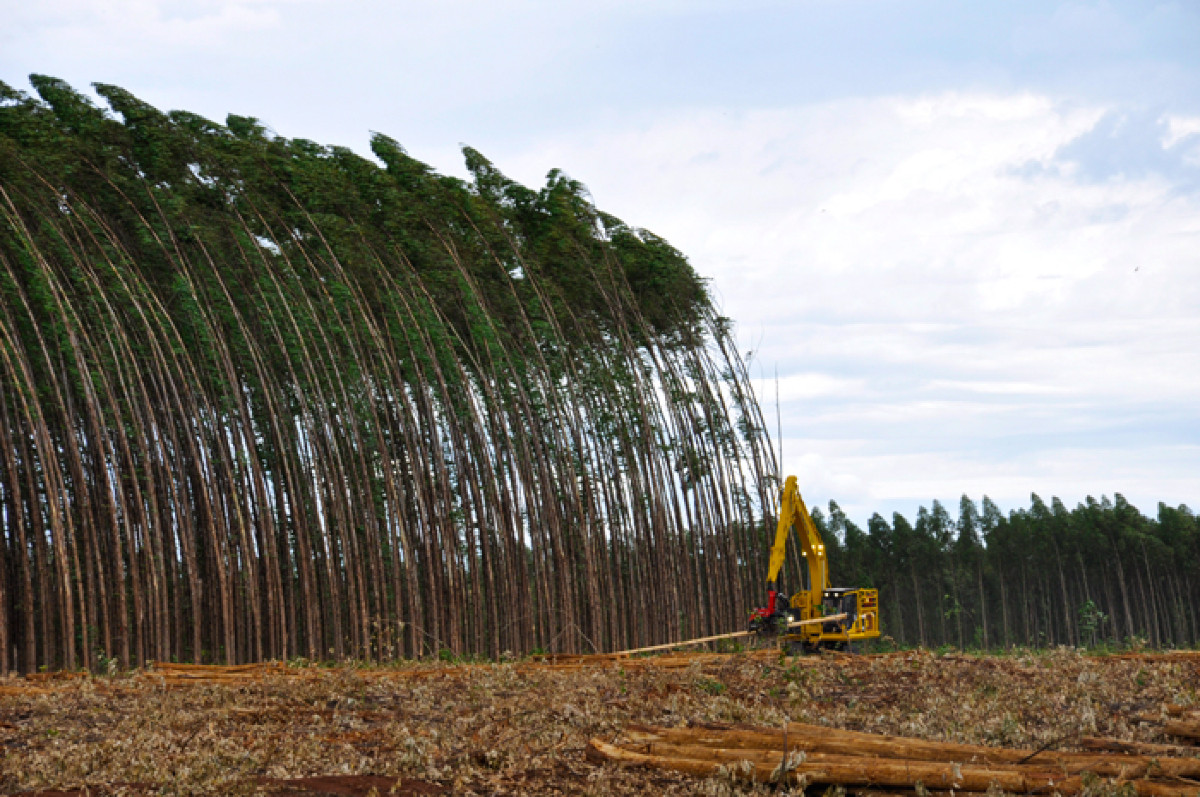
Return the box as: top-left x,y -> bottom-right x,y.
492,91 -> 1200,519
750,372 -> 865,402
793,443 -> 1200,523
1162,114 -> 1200,149
5,0 -> 287,50
1163,114 -> 1200,167
926,377 -> 1068,397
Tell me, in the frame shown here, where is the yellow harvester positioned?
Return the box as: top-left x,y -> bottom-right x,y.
748,475 -> 880,653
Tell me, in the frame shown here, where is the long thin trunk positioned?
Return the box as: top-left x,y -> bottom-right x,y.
910,565 -> 926,647
976,563 -> 988,649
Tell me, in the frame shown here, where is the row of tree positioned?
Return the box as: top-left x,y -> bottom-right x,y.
799,493 -> 1200,650
0,76 -> 780,673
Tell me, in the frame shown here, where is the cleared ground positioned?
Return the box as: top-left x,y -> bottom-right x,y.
1,648 -> 1197,795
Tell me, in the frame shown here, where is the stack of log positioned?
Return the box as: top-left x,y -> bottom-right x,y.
1140,704 -> 1200,747
146,661 -> 289,685
587,721 -> 1200,795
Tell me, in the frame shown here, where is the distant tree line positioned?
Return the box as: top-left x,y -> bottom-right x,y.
793,493 -> 1200,650
0,76 -> 780,673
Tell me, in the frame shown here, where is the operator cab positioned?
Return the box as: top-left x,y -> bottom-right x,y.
821,587 -> 858,633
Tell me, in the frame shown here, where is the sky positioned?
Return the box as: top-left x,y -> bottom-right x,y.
3,0 -> 1199,526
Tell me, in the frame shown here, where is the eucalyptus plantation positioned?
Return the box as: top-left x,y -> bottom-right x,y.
0,76 -> 780,672
814,493 -> 1200,651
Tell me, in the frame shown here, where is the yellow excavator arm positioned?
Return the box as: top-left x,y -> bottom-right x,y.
766,475 -> 828,595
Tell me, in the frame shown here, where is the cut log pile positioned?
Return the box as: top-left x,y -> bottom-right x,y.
1159,705 -> 1200,746
146,661 -> 289,684
587,720 -> 1200,795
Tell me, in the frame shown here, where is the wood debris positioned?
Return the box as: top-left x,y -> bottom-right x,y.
3,647 -> 1198,795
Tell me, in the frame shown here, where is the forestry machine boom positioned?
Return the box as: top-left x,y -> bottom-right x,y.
748,475 -> 880,653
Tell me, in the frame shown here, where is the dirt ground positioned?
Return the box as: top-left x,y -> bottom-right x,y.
1,647 -> 1197,796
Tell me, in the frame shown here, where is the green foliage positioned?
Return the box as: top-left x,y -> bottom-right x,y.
1078,599 -> 1109,647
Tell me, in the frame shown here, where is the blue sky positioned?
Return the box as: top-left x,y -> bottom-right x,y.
3,0 -> 1199,525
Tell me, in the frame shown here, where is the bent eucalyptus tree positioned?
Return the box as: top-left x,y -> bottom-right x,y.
0,77 -> 778,672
